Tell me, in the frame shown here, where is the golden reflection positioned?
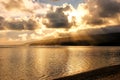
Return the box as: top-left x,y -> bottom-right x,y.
0,47 -> 120,79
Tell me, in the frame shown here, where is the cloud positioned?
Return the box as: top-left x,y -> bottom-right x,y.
0,0 -> 59,30
1,0 -> 24,10
24,19 -> 39,30
0,16 -> 39,30
83,0 -> 120,25
88,0 -> 120,17
1,0 -> 120,30
43,4 -> 72,28
0,0 -> 75,29
7,19 -> 39,30
0,16 -> 5,30
0,0 -> 33,14
0,0 -> 50,30
0,0 -> 46,17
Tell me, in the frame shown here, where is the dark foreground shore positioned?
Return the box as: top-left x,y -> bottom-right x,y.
55,65 -> 120,80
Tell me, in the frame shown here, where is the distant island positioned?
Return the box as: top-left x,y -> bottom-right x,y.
29,25 -> 120,46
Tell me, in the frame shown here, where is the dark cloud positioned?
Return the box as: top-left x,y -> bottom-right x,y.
44,5 -> 72,28
84,17 -> 107,25
6,19 -> 38,30
24,19 -> 39,30
84,0 -> 120,25
88,0 -> 120,17
6,21 -> 24,30
0,17 -> 39,30
0,16 -> 5,30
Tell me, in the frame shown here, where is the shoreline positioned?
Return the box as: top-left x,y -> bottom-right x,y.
55,65 -> 120,80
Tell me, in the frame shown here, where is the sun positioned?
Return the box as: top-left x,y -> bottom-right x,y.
63,3 -> 89,30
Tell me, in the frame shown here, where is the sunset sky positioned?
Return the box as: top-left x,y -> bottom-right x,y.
0,0 -> 120,45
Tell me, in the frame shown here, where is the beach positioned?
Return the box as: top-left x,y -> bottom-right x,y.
56,65 -> 120,80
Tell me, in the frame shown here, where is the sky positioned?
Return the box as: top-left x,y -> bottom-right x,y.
38,0 -> 84,8
0,0 -> 120,45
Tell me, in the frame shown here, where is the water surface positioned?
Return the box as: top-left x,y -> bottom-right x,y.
0,46 -> 120,80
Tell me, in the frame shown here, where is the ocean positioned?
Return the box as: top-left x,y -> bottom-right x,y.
0,46 -> 120,80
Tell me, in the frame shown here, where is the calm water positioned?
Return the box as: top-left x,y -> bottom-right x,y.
0,46 -> 120,80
